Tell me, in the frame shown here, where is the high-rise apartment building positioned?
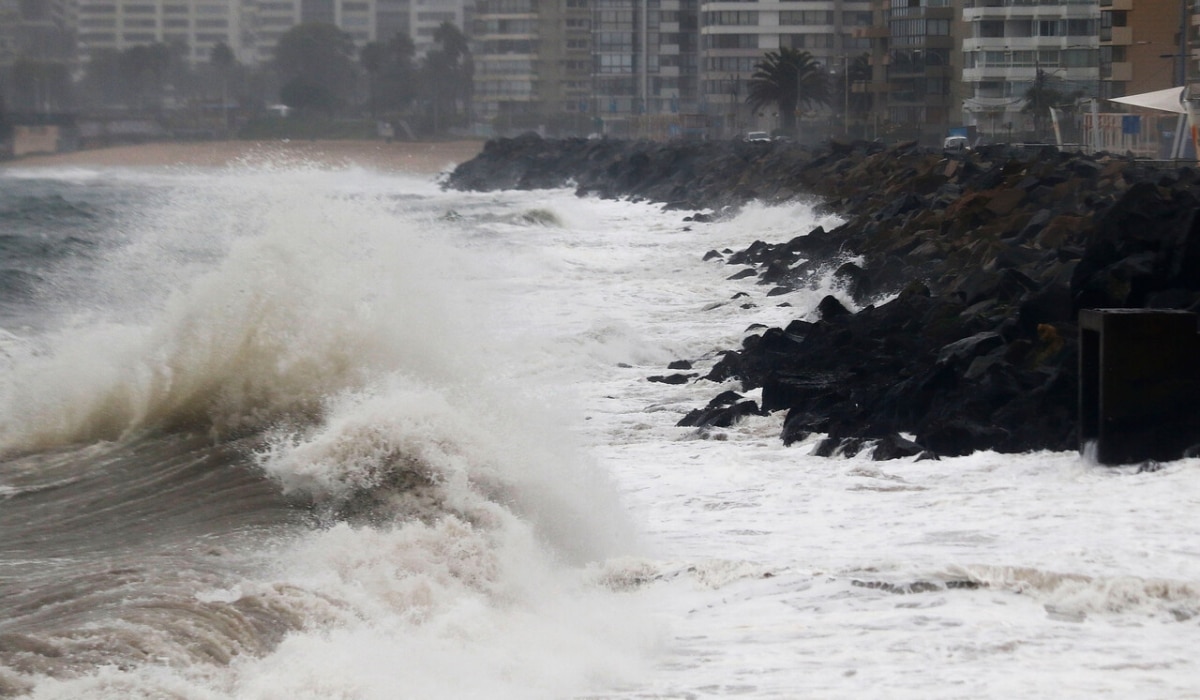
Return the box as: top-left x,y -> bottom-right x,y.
0,0 -> 75,112
472,0 -> 590,132
1099,0 -> 1182,98
698,0 -> 871,137
587,0 -> 700,136
375,0 -> 410,42
961,0 -> 1100,138
74,0 -> 252,65
249,1 -> 301,64
882,0 -> 956,142
72,0 -> 403,68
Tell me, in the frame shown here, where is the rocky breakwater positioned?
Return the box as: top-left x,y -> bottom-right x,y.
444,133 -> 1200,462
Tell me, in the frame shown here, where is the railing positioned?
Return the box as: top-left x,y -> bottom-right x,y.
964,0 -> 1094,6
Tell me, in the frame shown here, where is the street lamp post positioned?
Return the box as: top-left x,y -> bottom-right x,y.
843,54 -> 850,137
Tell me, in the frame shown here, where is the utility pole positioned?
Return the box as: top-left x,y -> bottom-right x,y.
844,54 -> 849,137
1180,0 -> 1189,88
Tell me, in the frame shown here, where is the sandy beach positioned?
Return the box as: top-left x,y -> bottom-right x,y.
0,139 -> 485,174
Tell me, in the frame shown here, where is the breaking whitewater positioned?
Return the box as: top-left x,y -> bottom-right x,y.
1,159 -> 1199,699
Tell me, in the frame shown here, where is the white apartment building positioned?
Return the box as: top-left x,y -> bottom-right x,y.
698,0 -> 871,136
961,0 -> 1100,138
472,0 -> 589,132
74,0 -> 253,65
72,0 -> 402,68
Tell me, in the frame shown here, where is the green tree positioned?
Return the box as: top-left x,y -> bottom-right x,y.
274,23 -> 357,115
209,42 -> 239,131
119,43 -> 173,110
419,22 -> 473,132
210,41 -> 235,73
360,40 -> 388,117
1022,69 -> 1063,140
745,48 -> 829,135
78,48 -> 124,107
0,93 -> 12,147
360,36 -> 419,117
77,44 -> 180,111
846,53 -> 872,123
378,33 -> 418,112
11,59 -> 72,112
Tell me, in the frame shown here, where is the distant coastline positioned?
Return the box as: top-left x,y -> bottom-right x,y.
0,139 -> 484,174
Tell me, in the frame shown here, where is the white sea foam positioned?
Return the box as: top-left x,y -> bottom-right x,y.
10,165 -> 1200,699
0,167 -> 469,451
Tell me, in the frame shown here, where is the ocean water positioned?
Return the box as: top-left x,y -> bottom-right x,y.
1,160 -> 1199,699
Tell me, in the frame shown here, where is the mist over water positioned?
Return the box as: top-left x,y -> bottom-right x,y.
3,161 -> 1200,698
0,163 -> 645,698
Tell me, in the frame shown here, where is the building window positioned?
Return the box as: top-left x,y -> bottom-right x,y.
705,33 -> 755,49
706,10 -> 757,26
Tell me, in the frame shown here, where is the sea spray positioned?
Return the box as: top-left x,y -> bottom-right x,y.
0,166 -> 474,452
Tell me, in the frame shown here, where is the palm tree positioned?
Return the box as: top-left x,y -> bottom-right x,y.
1022,68 -> 1063,141
846,53 -> 872,123
420,22 -> 473,132
746,48 -> 830,135
360,41 -> 388,116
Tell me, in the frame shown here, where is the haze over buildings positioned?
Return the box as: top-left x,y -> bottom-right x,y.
1,0 -> 1199,143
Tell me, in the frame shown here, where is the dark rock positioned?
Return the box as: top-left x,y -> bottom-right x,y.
446,137 -> 1200,460
648,373 -> 694,385
871,434 -> 926,461
817,295 -> 850,320
678,392 -> 761,428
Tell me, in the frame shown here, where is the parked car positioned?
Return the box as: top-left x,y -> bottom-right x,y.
743,131 -> 771,143
943,135 -> 970,151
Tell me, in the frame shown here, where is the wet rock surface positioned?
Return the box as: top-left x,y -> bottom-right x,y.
445,134 -> 1200,460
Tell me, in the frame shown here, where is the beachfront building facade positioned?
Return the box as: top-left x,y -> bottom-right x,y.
73,0 -> 253,66
882,0 -> 958,144
70,0 -> 467,68
698,0 -> 872,139
960,0 -> 1101,140
587,0 -> 701,138
471,0 -> 591,134
0,0 -> 75,113
1098,0 -> 1181,99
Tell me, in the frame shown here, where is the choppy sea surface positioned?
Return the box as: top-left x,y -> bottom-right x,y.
1,160 -> 1199,699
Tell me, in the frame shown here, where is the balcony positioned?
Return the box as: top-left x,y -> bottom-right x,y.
964,4 -> 1098,22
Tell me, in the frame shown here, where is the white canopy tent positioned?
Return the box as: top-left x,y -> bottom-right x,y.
1109,86 -> 1187,115
1106,86 -> 1192,159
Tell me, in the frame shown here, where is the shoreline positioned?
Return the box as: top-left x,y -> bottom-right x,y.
0,139 -> 485,174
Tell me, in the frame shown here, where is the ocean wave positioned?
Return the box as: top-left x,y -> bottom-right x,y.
0,175 -> 475,454
953,564 -> 1200,621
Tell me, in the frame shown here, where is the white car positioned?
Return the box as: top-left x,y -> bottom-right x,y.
744,131 -> 771,143
943,135 -> 970,151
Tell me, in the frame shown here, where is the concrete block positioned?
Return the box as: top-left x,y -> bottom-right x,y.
1079,309 -> 1200,465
